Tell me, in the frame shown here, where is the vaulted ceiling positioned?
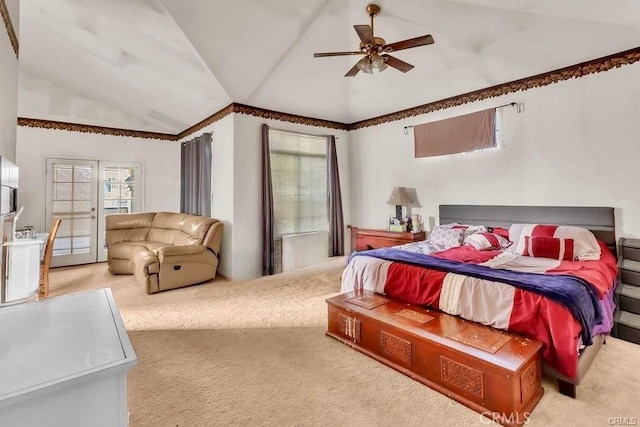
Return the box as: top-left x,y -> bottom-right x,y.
16,0 -> 640,134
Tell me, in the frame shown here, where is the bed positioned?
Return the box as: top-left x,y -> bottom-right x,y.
341,205 -> 618,398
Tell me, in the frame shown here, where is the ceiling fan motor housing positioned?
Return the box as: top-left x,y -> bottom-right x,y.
366,4 -> 381,17
359,37 -> 386,52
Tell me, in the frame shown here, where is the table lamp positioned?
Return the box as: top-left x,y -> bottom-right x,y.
386,187 -> 413,221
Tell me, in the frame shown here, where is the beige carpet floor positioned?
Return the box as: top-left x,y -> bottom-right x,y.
49,259 -> 640,426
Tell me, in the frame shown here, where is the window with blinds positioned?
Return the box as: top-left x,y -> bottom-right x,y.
269,129 -> 328,238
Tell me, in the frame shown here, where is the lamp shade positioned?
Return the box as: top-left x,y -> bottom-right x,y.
386,187 -> 413,206
405,187 -> 421,207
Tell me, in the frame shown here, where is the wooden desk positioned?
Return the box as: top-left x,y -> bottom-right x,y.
0,289 -> 137,426
349,227 -> 426,252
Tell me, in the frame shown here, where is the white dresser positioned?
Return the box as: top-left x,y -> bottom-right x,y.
0,289 -> 137,426
1,236 -> 45,304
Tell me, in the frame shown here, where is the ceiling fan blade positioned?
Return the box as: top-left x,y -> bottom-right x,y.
345,57 -> 368,77
383,35 -> 434,52
314,51 -> 365,58
344,64 -> 360,77
383,55 -> 414,73
354,25 -> 374,44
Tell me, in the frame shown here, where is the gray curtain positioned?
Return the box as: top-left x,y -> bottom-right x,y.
181,133 -> 212,216
261,124 -> 275,275
327,135 -> 344,256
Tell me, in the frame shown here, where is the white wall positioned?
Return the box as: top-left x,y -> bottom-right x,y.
0,0 -> 19,161
350,63 -> 640,238
16,126 -> 181,233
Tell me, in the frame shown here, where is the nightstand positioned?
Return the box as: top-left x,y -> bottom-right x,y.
613,237 -> 640,345
349,227 -> 426,252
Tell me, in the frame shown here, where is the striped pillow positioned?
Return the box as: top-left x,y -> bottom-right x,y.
522,236 -> 575,261
464,232 -> 511,251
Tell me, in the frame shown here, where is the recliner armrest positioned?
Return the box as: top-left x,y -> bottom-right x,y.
155,245 -> 207,257
156,245 -> 217,266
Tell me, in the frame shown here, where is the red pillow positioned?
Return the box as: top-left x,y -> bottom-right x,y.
522,236 -> 575,261
489,227 -> 510,239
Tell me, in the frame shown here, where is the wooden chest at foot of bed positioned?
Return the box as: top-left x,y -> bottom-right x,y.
326,292 -> 544,426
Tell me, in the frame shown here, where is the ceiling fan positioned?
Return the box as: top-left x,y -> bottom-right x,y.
313,3 -> 434,77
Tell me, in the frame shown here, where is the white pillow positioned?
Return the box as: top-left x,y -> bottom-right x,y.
427,226 -> 465,249
439,223 -> 488,239
509,224 -> 601,261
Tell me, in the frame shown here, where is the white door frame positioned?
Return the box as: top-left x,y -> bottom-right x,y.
45,159 -> 99,267
45,158 -> 145,267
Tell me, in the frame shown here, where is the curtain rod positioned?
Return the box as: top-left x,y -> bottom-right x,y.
268,126 -> 338,140
403,102 -> 524,134
182,131 -> 213,145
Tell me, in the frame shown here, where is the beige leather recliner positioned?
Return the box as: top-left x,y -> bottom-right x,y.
105,212 -> 223,294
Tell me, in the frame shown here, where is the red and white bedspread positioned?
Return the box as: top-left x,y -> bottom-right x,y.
340,241 -> 618,379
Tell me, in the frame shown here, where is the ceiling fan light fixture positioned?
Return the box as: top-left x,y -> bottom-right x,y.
357,59 -> 373,74
372,55 -> 386,69
373,62 -> 387,73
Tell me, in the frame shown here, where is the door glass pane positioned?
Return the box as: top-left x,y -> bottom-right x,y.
74,166 -> 92,183
72,236 -> 91,254
52,201 -> 72,213
74,183 -> 92,200
56,220 -> 71,237
103,167 -> 137,216
51,163 -> 96,257
53,237 -> 71,256
54,183 -> 72,200
73,200 -> 91,212
74,218 -> 91,236
55,166 -> 72,182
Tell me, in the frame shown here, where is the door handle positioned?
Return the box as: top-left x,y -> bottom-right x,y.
92,216 -> 96,219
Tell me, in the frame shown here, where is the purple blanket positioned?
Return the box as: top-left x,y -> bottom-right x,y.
350,248 -> 603,345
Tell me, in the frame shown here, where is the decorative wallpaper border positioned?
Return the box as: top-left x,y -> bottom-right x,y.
0,0 -> 18,58
17,118 -> 177,141
232,103 -> 348,131
347,46 -> 640,130
177,103 -> 347,140
17,46 -> 640,140
176,104 -> 234,141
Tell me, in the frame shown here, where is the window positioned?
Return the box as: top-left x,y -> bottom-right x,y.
269,129 -> 328,238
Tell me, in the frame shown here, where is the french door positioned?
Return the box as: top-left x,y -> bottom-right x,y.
46,159 -> 143,267
97,163 -> 142,262
46,159 -> 99,267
